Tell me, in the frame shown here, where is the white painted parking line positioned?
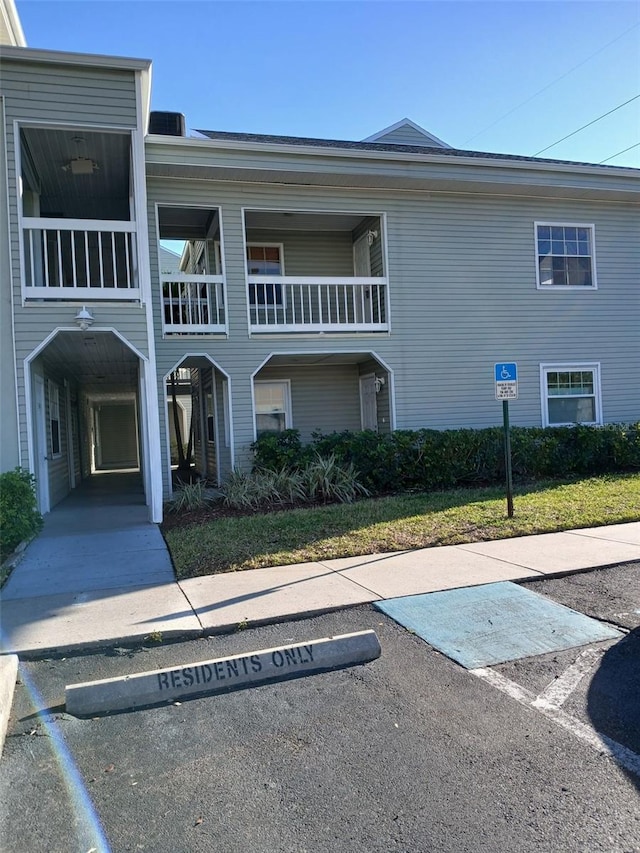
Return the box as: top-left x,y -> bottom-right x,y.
471,666 -> 640,779
532,647 -> 604,711
66,630 -> 381,716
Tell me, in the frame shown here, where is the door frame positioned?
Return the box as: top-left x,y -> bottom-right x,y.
33,373 -> 50,513
359,373 -> 378,431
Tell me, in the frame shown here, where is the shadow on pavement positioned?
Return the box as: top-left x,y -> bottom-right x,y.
587,626 -> 640,787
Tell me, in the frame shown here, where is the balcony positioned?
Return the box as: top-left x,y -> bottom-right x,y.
162,274 -> 226,335
248,276 -> 388,333
23,217 -> 139,300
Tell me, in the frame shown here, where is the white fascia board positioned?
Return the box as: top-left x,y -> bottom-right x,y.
1,0 -> 26,46
139,66 -> 152,135
363,117 -> 452,149
145,135 -> 640,182
0,44 -> 151,72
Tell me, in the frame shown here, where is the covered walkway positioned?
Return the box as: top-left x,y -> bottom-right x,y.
1,472 -> 201,655
2,472 -> 172,599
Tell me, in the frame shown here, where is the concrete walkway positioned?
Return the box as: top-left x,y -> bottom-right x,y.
1,472 -> 201,654
1,479 -> 638,657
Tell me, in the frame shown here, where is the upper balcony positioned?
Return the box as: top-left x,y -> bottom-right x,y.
157,206 -> 226,335
245,210 -> 388,334
23,217 -> 138,300
19,126 -> 140,301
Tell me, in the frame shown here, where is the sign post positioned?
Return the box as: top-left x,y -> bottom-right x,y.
494,363 -> 517,518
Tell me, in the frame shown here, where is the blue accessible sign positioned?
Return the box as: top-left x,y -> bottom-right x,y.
495,362 -> 518,400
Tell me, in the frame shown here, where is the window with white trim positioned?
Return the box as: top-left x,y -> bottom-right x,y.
536,224 -> 595,288
541,365 -> 601,426
254,381 -> 291,435
48,380 -> 61,457
247,244 -> 284,305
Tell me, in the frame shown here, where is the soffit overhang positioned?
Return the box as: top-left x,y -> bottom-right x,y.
145,140 -> 639,203
145,160 -> 639,204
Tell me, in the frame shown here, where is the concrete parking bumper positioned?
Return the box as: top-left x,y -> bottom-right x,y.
65,629 -> 382,716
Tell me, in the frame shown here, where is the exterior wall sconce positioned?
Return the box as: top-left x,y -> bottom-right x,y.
75,306 -> 94,331
374,375 -> 386,393
366,229 -> 379,246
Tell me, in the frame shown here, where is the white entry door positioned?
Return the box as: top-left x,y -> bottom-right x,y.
34,374 -> 50,513
359,374 -> 378,431
353,234 -> 371,325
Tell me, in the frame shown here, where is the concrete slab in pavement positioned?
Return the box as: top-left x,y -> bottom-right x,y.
457,530 -> 640,574
1,585 -> 202,657
323,546 -> 541,597
179,561 -> 381,633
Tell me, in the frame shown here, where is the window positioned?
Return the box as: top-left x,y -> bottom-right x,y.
541,364 -> 601,426
48,380 -> 61,457
535,224 -> 595,289
254,381 -> 291,435
247,244 -> 284,305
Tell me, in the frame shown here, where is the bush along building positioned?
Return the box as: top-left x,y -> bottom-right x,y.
1,0 -> 638,523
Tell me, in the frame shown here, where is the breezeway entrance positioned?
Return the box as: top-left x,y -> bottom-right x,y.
25,328 -> 162,522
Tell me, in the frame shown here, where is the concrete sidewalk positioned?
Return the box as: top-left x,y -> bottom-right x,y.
1,522 -> 638,657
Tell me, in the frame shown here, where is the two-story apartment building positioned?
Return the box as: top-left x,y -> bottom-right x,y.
1,0 -> 638,524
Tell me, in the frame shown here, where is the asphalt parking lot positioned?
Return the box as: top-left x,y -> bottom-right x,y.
1,563 -> 638,853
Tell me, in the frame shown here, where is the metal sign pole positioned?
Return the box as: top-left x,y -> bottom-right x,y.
503,399 -> 514,518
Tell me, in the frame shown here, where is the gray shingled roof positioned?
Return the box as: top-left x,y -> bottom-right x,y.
194,129 -> 635,171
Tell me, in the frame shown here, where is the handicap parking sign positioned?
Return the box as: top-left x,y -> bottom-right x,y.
495,363 -> 518,400
495,363 -> 517,383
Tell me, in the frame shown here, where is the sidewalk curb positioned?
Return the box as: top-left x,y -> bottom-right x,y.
0,654 -> 19,758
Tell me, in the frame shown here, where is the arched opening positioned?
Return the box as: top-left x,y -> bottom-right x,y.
163,356 -> 233,494
26,329 -> 158,517
251,351 -> 394,442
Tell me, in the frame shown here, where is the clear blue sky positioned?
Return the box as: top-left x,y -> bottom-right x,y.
16,0 -> 640,167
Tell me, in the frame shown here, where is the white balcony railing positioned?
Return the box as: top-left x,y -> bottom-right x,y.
248,276 -> 388,332
161,274 -> 226,334
22,217 -> 139,300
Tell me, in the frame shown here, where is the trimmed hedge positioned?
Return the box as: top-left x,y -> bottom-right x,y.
252,424 -> 640,494
0,468 -> 43,561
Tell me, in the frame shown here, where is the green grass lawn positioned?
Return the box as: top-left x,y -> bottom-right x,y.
162,473 -> 640,579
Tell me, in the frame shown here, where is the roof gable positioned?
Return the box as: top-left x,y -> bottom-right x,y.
363,118 -> 451,149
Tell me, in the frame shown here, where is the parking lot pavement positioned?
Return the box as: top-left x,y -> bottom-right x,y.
492,562 -> 640,771
2,566 -> 639,853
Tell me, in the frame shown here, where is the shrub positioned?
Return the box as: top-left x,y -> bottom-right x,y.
252,423 -> 640,496
168,480 -> 210,513
0,468 -> 43,561
251,430 -> 308,471
221,456 -> 368,510
221,467 -> 306,510
299,454 -> 370,504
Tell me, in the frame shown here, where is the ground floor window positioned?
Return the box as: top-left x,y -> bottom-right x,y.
541,364 -> 601,426
254,380 -> 291,435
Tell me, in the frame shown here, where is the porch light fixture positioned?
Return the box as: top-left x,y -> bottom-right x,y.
62,136 -> 99,175
366,229 -> 379,246
75,306 -> 94,331
374,376 -> 385,393
63,157 -> 99,175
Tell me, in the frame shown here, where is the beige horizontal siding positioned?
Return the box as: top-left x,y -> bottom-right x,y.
1,63 -> 138,127
147,177 -> 639,476
256,364 -> 362,441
